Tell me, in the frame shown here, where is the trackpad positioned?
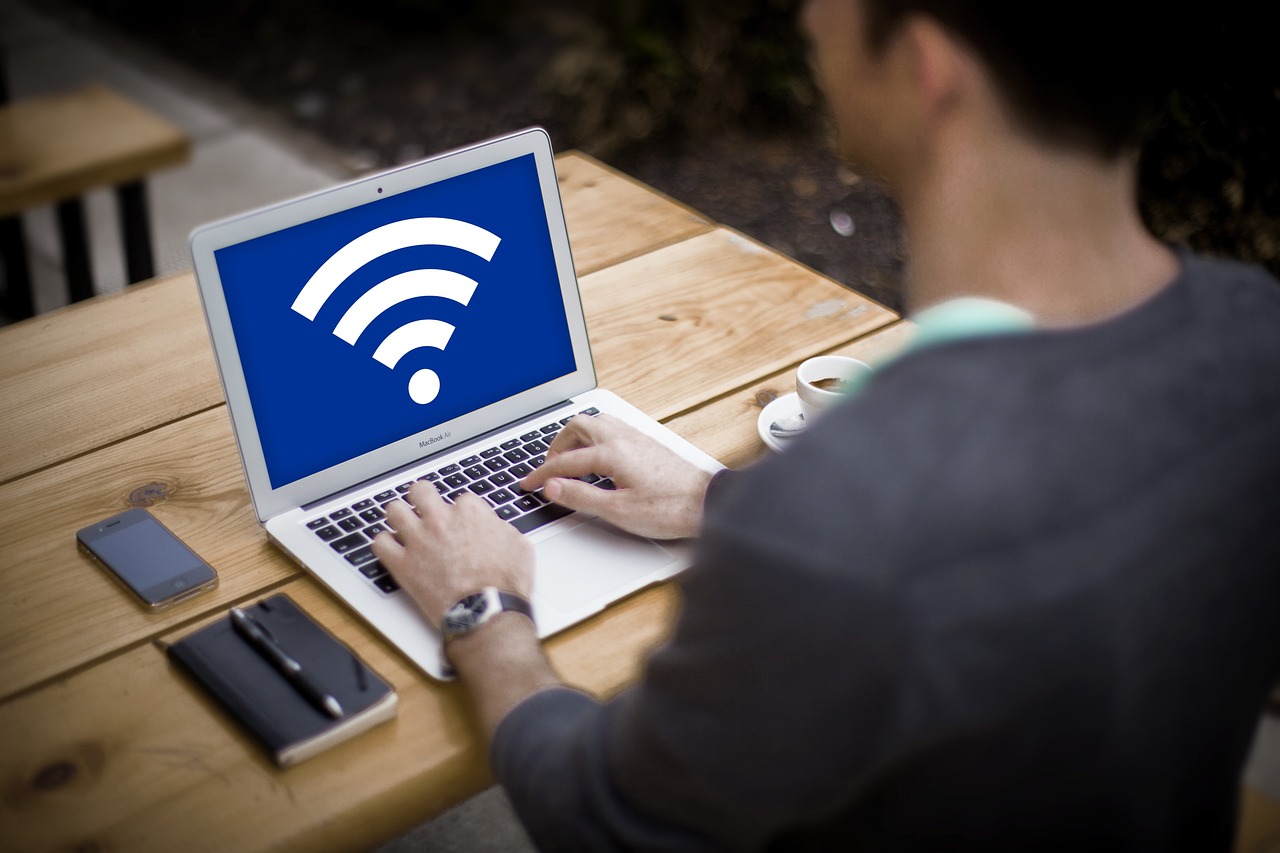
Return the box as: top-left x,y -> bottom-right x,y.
534,519 -> 674,613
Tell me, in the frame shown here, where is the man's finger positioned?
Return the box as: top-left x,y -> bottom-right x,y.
406,480 -> 447,519
543,476 -> 616,517
371,526 -> 405,565
522,445 -> 607,490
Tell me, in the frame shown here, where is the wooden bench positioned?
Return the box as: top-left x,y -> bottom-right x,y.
0,82 -> 191,320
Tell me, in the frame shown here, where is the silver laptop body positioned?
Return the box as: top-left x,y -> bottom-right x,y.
190,127 -> 722,680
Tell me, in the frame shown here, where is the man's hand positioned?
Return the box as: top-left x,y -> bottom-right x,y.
373,482 -> 533,628
520,414 -> 714,540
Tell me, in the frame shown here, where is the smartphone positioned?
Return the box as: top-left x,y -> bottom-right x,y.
77,508 -> 219,610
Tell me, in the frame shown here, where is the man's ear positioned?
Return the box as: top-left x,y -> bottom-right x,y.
900,15 -> 969,120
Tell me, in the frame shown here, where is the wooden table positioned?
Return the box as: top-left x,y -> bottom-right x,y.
0,151 -> 909,851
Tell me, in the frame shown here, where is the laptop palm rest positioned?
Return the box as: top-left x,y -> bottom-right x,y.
532,518 -> 674,615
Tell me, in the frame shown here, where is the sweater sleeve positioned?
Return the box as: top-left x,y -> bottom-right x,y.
490,435 -> 916,850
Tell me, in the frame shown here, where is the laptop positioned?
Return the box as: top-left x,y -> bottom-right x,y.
190,127 -> 723,681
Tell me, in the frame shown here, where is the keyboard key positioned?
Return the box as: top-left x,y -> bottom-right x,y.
346,546 -> 378,566
460,455 -> 481,466
306,517 -> 329,530
444,473 -> 468,488
509,463 -> 533,479
559,416 -> 574,425
438,463 -> 461,475
365,523 -> 389,538
329,508 -> 352,520
513,496 -> 541,513
580,407 -> 599,416
525,439 -> 548,454
495,504 -> 520,521
374,575 -> 400,593
520,431 -> 542,442
421,472 -> 440,482
481,447 -> 502,458
503,447 -> 529,463
446,489 -> 468,502
434,481 -> 449,494
579,473 -> 602,484
463,465 -> 487,480
483,456 -> 508,471
337,517 -> 362,532
511,502 -> 573,534
373,490 -> 396,503
396,482 -> 413,493
489,470 -> 514,486
353,498 -> 375,511
359,507 -> 384,523
315,525 -> 340,541
489,488 -> 515,504
469,480 -> 495,496
330,532 -> 366,554
596,478 -> 616,490
360,562 -> 388,578
530,455 -> 547,468
500,438 -> 522,450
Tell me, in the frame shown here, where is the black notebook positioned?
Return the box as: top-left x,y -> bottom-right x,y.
166,593 -> 398,767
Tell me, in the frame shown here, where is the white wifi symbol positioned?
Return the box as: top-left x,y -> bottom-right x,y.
291,217 -> 501,405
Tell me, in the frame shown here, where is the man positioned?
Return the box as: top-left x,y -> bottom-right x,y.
374,1 -> 1280,848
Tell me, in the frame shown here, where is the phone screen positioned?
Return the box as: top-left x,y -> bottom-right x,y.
78,509 -> 217,607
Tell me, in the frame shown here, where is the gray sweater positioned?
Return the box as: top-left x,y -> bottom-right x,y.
493,249 -> 1280,851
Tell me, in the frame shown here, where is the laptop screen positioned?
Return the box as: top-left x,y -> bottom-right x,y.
213,152 -> 576,489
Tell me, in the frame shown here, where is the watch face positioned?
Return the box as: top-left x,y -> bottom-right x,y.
442,588 -> 533,642
443,591 -> 490,635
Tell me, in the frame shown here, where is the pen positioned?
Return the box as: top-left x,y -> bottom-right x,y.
229,606 -> 344,719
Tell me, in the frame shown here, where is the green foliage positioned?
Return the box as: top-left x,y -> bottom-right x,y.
536,0 -> 819,157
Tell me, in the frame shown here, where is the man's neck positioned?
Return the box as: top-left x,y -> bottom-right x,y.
898,131 -> 1179,328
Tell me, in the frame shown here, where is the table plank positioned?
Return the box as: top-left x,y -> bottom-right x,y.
582,228 -> 897,421
555,151 -> 714,276
0,273 -> 224,485
665,321 -> 916,469
0,83 -> 191,217
0,407 -> 296,703
0,575 -> 679,852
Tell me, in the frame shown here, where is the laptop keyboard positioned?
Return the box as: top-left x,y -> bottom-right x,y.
305,407 -> 612,595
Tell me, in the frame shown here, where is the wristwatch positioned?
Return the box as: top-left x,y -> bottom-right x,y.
441,587 -> 535,644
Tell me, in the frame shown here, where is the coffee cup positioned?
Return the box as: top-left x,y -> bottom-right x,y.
796,355 -> 871,423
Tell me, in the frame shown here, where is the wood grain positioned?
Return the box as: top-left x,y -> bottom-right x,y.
0,407 -> 296,702
582,228 -> 897,421
555,151 -> 714,276
664,321 -> 916,469
0,83 -> 190,216
0,272 -> 224,485
0,575 -> 680,852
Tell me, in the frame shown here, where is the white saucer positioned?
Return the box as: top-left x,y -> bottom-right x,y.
757,392 -> 806,452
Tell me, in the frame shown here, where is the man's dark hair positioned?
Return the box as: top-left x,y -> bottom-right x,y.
859,1 -> 1182,159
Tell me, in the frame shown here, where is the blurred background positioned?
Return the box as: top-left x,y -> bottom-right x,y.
9,0 -> 1278,320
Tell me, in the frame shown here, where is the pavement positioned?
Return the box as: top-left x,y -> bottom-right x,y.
3,0 -> 1277,845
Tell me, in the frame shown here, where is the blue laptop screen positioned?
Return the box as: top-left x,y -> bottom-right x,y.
215,153 -> 577,489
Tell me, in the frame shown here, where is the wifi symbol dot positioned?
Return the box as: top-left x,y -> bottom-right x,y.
291,218 -> 501,404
